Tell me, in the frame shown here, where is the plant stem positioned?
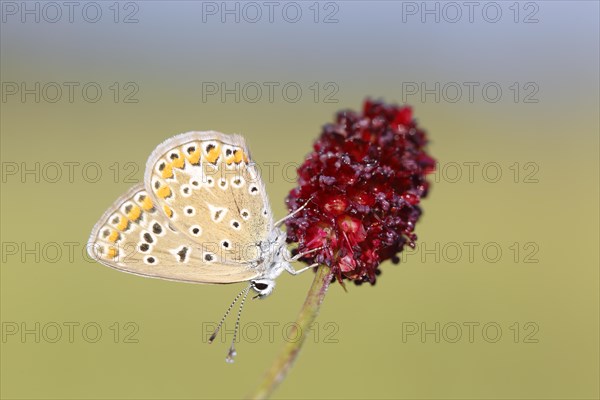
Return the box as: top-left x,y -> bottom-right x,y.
248,265 -> 333,399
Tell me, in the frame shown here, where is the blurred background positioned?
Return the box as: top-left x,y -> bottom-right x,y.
1,1 -> 598,399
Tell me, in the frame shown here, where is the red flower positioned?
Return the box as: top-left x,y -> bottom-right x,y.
286,99 -> 436,285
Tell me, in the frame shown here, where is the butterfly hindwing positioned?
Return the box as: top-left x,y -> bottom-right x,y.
144,131 -> 274,264
87,183 -> 261,284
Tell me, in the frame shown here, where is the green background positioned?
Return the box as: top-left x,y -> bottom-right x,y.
1,1 -> 598,399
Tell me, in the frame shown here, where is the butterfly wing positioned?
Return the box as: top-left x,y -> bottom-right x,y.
87,184 -> 260,283
143,131 -> 274,264
88,131 -> 275,284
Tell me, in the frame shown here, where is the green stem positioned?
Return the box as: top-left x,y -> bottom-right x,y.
248,265 -> 333,399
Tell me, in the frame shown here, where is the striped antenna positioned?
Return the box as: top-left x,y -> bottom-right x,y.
208,285 -> 250,344
226,285 -> 251,363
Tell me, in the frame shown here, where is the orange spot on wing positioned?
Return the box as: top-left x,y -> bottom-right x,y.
107,246 -> 118,259
157,185 -> 172,199
233,149 -> 244,164
172,151 -> 185,169
205,144 -> 221,164
141,196 -> 154,211
163,205 -> 173,218
162,163 -> 174,179
127,205 -> 142,222
108,231 -> 120,243
187,148 -> 201,165
116,218 -> 129,231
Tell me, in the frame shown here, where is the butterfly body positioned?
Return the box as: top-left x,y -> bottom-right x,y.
249,227 -> 294,297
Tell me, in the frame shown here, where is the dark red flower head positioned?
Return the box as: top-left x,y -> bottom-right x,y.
285,99 -> 436,285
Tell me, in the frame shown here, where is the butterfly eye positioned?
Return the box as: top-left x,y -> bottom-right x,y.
254,282 -> 269,290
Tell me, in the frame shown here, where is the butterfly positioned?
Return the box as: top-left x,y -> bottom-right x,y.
87,131 -> 319,362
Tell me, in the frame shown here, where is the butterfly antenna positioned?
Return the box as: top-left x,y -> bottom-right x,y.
208,285 -> 249,344
274,195 -> 315,227
226,285 -> 251,363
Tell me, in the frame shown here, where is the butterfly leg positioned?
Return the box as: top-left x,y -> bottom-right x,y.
274,196 -> 315,228
287,246 -> 324,262
285,262 -> 319,276
283,247 -> 324,275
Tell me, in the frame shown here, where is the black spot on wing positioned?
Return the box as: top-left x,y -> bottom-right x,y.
143,232 -> 154,243
177,247 -> 188,262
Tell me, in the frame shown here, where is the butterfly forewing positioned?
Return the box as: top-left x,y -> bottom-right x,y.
144,131 -> 274,265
